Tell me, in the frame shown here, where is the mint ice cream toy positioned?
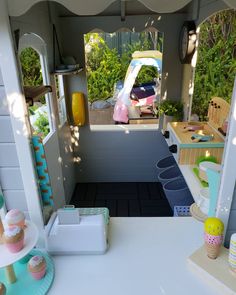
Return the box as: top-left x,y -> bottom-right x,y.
204,217 -> 224,259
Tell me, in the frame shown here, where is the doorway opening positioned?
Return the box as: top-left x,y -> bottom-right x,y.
84,29 -> 164,125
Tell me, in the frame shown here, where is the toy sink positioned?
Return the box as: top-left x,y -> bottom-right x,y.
191,131 -> 214,142
182,122 -> 204,132
166,97 -> 230,164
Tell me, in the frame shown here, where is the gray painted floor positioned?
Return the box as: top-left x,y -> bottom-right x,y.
70,182 -> 173,217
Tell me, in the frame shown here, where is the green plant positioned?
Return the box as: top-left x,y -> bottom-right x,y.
34,112 -> 50,139
192,10 -> 236,121
159,100 -> 183,120
85,33 -> 161,102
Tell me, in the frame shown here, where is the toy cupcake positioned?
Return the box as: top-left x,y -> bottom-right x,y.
28,256 -> 46,280
3,225 -> 24,253
204,217 -> 224,259
5,209 -> 25,229
0,283 -> 6,295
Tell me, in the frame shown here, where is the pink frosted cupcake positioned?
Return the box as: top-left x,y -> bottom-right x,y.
0,283 -> 6,295
5,209 -> 25,229
3,225 -> 24,253
28,256 -> 46,280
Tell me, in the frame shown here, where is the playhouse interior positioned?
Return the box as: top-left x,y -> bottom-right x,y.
0,0 -> 236,294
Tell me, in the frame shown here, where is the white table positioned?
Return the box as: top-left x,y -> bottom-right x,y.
50,217 -> 222,295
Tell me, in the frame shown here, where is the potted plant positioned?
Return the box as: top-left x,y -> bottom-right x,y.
159,100 -> 183,130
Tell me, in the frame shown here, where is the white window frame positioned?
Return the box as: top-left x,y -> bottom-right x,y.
56,74 -> 67,127
18,33 -> 55,143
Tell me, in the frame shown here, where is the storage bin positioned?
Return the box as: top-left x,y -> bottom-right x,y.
156,155 -> 176,176
163,178 -> 194,210
158,165 -> 182,185
173,206 -> 191,217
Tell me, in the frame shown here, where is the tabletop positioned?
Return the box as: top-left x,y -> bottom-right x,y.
49,217 -> 224,295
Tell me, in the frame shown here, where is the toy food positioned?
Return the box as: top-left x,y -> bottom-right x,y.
5,209 -> 25,229
28,256 -> 46,280
229,233 -> 236,273
0,283 -> 6,295
3,225 -> 24,253
204,217 -> 224,259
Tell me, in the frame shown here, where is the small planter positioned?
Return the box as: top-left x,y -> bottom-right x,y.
163,114 -> 173,131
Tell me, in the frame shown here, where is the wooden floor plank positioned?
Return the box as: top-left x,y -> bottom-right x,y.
117,200 -> 129,217
106,200 -> 117,217
129,200 -> 141,217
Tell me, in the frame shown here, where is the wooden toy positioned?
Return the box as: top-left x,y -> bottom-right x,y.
0,282 -> 6,295
3,225 -> 24,253
204,217 -> 224,259
28,255 -> 46,280
167,97 -> 230,164
199,161 -> 221,183
229,233 -> 236,273
5,209 -> 25,229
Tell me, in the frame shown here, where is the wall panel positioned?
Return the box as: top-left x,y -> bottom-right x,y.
0,167 -> 24,189
0,143 -> 19,167
0,117 -> 15,142
3,189 -> 28,212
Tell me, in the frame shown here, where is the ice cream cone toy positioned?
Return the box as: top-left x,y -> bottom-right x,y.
229,233 -> 236,273
204,217 -> 224,259
0,194 -> 5,244
0,283 -> 6,295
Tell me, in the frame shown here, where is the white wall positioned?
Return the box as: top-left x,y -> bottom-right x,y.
11,2 -> 76,203
60,14 -> 186,100
58,13 -> 186,182
0,68 -> 28,212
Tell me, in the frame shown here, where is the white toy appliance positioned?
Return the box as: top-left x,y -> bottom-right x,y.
45,206 -> 109,255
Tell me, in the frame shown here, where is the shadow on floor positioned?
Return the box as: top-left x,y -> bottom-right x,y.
70,182 -> 173,217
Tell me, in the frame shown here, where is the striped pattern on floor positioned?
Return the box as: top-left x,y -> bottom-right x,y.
70,182 -> 173,217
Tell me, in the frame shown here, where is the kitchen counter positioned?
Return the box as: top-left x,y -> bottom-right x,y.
49,217 -> 222,295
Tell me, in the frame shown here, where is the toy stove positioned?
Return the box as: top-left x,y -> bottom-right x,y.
166,97 -> 230,165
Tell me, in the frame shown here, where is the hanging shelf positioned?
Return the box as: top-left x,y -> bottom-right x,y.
24,85 -> 52,105
52,67 -> 83,76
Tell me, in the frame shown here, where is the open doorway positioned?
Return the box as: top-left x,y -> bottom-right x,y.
84,29 -> 164,125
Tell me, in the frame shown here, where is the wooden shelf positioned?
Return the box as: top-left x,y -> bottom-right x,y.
24,85 -> 52,104
53,67 -> 83,76
189,245 -> 236,295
